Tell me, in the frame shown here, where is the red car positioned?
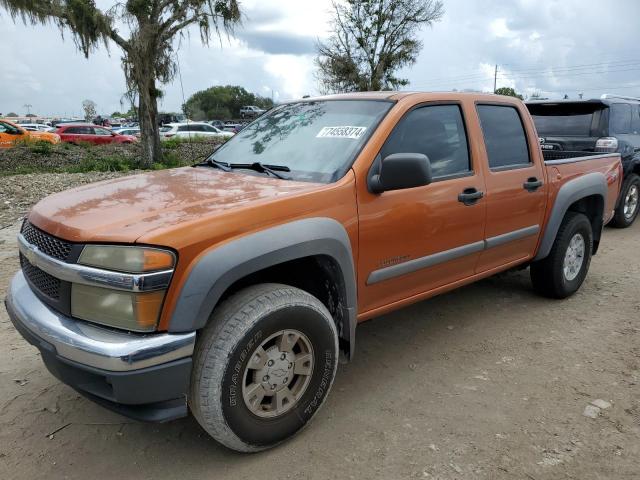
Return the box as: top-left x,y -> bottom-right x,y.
55,124 -> 137,145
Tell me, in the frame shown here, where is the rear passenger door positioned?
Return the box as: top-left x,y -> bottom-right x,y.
475,104 -> 548,273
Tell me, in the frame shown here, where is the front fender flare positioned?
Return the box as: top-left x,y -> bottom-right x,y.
168,217 -> 357,356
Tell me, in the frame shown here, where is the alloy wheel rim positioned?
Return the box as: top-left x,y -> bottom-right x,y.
623,185 -> 639,220
242,329 -> 314,418
563,233 -> 585,282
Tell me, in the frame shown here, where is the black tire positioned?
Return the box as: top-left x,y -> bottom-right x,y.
530,212 -> 593,299
610,173 -> 640,228
190,283 -> 339,452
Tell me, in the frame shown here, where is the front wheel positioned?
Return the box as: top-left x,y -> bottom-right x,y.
610,173 -> 640,228
190,283 -> 339,452
530,212 -> 593,299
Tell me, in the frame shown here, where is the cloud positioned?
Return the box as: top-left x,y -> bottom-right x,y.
2,0 -> 640,117
234,30 -> 316,55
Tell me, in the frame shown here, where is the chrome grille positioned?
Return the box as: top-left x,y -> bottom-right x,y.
20,254 -> 61,299
20,221 -> 72,262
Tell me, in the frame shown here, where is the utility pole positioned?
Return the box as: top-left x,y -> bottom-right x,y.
24,103 -> 33,116
493,64 -> 498,93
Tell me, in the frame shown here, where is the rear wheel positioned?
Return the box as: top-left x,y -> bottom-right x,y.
530,212 -> 593,299
611,173 -> 640,228
190,283 -> 339,452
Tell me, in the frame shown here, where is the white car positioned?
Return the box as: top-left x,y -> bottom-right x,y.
18,123 -> 56,132
113,127 -> 141,137
160,122 -> 234,140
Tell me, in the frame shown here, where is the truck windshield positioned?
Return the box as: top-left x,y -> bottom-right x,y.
528,102 -> 605,136
209,100 -> 393,183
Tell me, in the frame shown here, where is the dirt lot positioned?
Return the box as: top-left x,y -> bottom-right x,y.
1,173 -> 639,480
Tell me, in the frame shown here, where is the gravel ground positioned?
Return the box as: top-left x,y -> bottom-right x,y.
0,173 -> 639,480
0,172 -> 135,227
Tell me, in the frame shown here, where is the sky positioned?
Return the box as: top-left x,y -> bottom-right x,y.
1,0 -> 639,118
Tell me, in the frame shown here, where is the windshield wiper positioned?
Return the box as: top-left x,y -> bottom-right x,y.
194,157 -> 231,172
228,162 -> 291,180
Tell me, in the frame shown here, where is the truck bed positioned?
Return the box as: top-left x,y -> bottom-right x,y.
542,151 -> 622,226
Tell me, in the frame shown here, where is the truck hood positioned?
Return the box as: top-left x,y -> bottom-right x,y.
28,167 -> 322,243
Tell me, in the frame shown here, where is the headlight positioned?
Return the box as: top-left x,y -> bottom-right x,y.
78,245 -> 175,273
72,284 -> 166,332
72,245 -> 175,332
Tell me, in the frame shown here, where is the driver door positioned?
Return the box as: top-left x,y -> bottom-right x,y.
357,103 -> 487,314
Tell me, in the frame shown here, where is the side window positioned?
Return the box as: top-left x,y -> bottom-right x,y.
191,125 -> 205,132
0,122 -> 9,133
380,104 -> 471,178
477,105 -> 530,169
177,125 -> 189,132
611,103 -> 632,134
632,104 -> 640,133
65,127 -> 80,134
94,127 -> 112,136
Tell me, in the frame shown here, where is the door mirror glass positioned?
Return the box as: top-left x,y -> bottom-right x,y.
369,153 -> 433,193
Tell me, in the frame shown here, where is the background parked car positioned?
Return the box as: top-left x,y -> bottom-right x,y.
17,123 -> 56,132
239,105 -> 266,118
0,119 -> 60,148
160,122 -> 234,140
158,113 -> 187,125
112,127 -> 141,138
527,94 -> 640,227
56,124 -> 137,145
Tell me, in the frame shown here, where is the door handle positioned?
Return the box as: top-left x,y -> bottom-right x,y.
523,177 -> 543,192
458,188 -> 484,206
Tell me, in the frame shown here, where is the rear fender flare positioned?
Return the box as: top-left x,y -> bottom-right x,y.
534,172 -> 607,261
168,217 -> 357,357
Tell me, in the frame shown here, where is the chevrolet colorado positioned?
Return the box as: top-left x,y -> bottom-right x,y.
5,92 -> 622,452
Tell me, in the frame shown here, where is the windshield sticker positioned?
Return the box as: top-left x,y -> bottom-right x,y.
316,126 -> 367,139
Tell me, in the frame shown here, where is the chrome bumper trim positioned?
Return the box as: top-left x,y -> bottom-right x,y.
18,233 -> 172,292
6,272 -> 195,372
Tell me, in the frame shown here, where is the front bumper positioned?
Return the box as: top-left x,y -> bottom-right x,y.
5,272 -> 196,422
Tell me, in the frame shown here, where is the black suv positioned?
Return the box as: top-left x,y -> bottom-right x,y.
527,95 -> 640,227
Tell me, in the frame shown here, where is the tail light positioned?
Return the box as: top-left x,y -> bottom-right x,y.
595,137 -> 618,152
164,133 -> 175,137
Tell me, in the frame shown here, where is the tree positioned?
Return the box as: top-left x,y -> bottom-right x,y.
315,0 -> 444,93
1,0 -> 241,167
494,87 -> 524,100
184,85 -> 274,120
6,112 -> 18,117
82,99 -> 97,122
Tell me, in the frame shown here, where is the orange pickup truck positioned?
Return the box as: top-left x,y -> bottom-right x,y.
5,92 -> 622,452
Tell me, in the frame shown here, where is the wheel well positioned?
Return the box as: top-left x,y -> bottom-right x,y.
566,194 -> 604,254
219,255 -> 351,356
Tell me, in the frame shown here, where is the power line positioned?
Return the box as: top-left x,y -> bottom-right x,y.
411,59 -> 640,89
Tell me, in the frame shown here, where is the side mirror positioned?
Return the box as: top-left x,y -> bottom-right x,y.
369,153 -> 433,194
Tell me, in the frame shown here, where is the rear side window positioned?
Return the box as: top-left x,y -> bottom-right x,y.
632,105 -> 640,133
381,104 -> 470,178
477,105 -> 530,169
610,103 -> 632,134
